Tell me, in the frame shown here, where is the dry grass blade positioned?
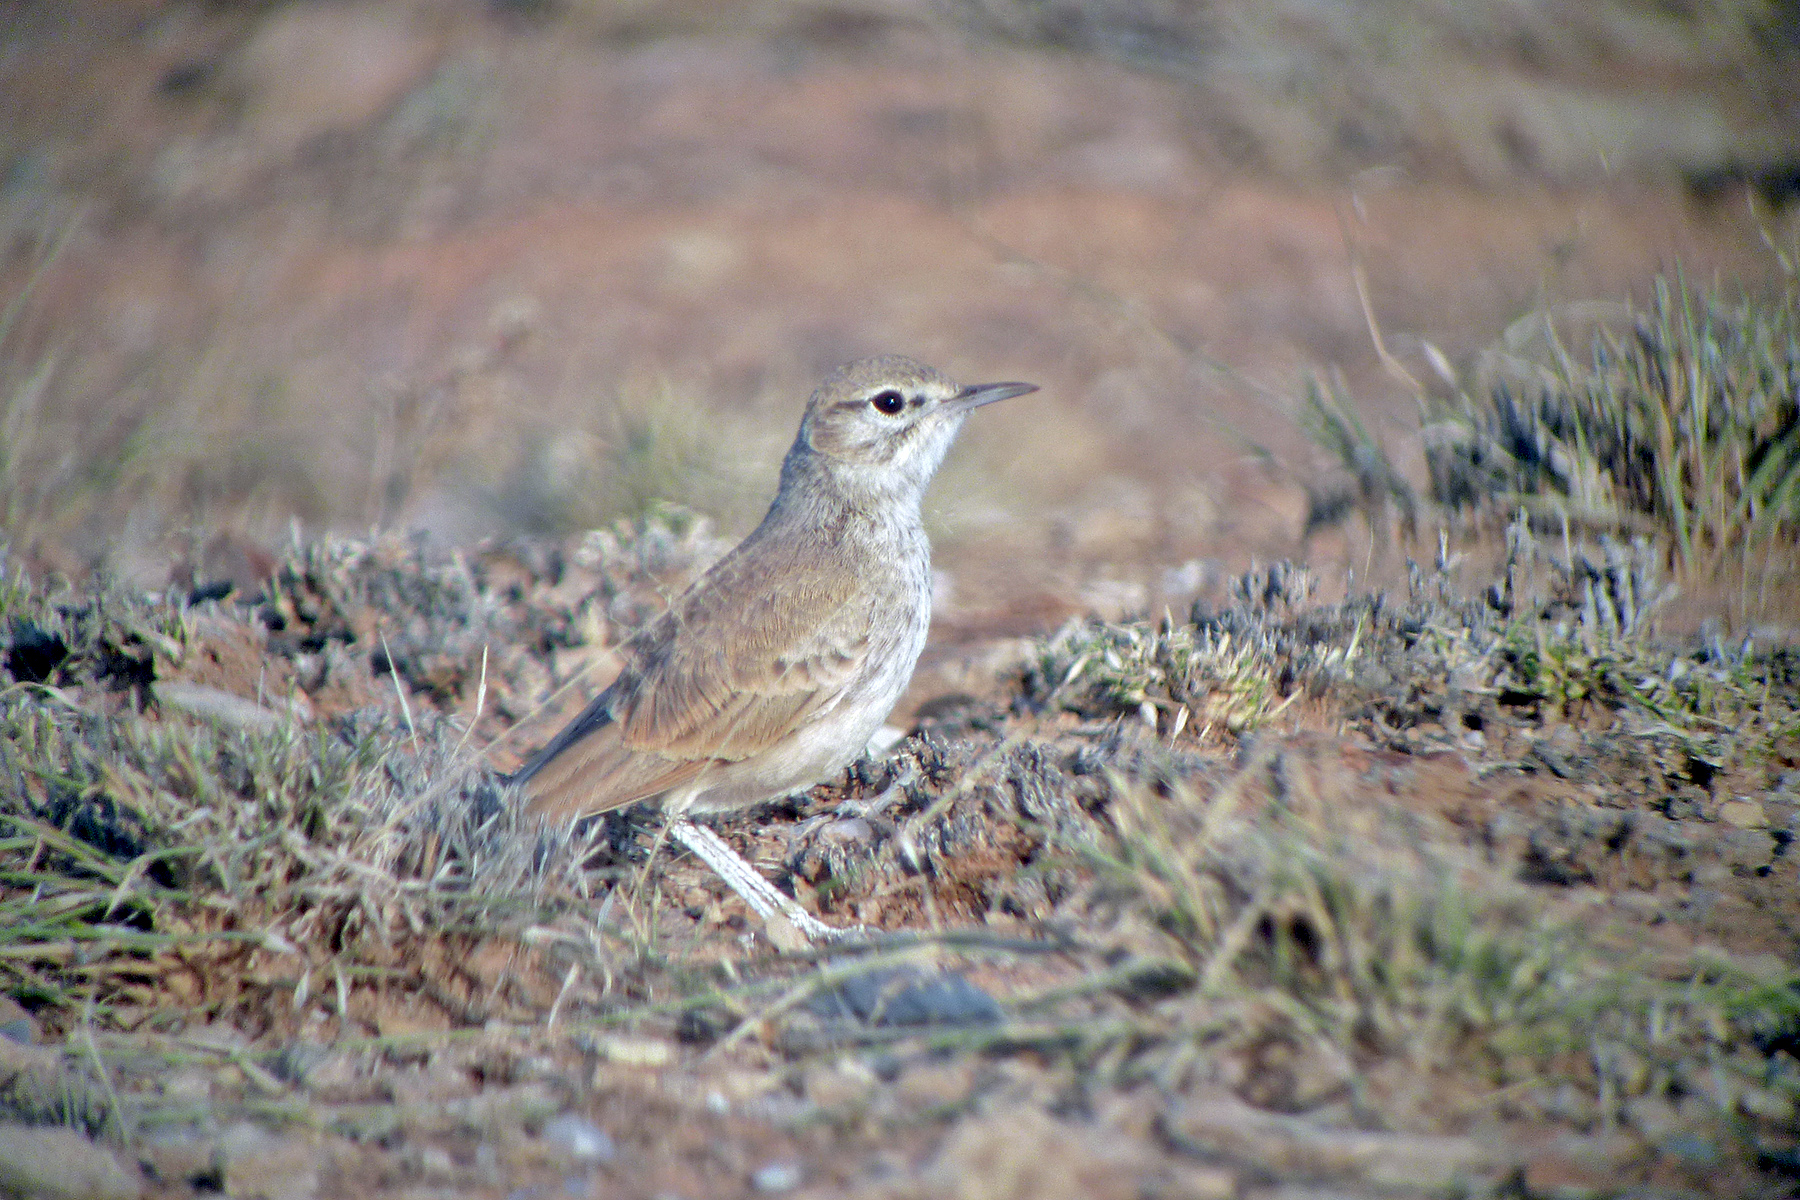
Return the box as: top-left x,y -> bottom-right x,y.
1430,272 -> 1799,611
1303,270 -> 1799,624
1049,752 -> 1799,1132
3,507 -> 1798,1194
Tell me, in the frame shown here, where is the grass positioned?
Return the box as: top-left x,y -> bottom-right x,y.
1006,546 -> 1800,1148
0,226 -> 329,566
2,495 -> 1797,1189
1304,269 -> 1800,627
1429,274 -> 1800,567
1083,765 -> 1800,1125
0,225 -> 74,543
1012,523 -> 1800,1132
1025,562 -> 1371,740
496,373 -> 785,539
1299,370 -> 1420,555
0,562 -> 610,1044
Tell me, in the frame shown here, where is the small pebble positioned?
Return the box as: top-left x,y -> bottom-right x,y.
751,1160 -> 803,1192
414,1145 -> 457,1181
815,817 -> 874,846
590,1034 -> 674,1068
1662,1132 -> 1721,1166
0,996 -> 36,1045
541,1114 -> 616,1163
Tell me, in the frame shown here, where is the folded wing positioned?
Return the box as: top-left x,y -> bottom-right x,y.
516,532 -> 873,821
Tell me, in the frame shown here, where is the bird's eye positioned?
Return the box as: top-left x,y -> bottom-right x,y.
869,389 -> 906,415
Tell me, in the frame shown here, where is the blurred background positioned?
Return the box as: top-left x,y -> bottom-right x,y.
3,0 -> 1797,631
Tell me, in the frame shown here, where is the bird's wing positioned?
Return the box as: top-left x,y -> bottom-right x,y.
517,530 -> 877,820
508,678 -> 711,819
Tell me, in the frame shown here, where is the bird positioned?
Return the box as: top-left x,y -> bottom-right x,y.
509,355 -> 1037,944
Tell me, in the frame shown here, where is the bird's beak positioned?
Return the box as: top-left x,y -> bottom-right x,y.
952,380 -> 1038,411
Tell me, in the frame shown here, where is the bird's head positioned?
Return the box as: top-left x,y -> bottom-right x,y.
792,355 -> 1036,504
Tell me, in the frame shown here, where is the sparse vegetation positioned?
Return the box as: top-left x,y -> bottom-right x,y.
501,375 -> 787,537
2,3 -> 1798,1192
1426,274 -> 1800,576
1084,763 -> 1800,1138
1026,565 -> 1353,738
1304,270 -> 1800,626
5,514 -> 1796,1194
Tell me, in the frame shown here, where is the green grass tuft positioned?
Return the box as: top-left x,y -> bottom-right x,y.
1428,273 -> 1800,589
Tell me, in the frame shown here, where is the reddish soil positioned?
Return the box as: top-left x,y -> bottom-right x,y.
3,1 -> 1795,620
3,5 -> 1799,1199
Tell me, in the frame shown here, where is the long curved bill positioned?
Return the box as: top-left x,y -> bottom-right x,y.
952,380 -> 1039,411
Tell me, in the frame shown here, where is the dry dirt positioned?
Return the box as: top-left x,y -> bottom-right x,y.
3,0 -> 1798,621
3,525 -> 1798,1199
3,3 -> 1800,1198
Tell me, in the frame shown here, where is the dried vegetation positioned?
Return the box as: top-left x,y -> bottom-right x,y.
1308,269 -> 1800,626
3,477 -> 1798,1194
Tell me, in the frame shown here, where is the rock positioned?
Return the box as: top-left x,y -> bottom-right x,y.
1736,1083 -> 1797,1123
1718,798 -> 1766,828
585,1034 -> 674,1068
805,968 -> 1001,1028
156,1069 -> 213,1105
0,996 -> 36,1046
925,1105 -> 1159,1200
1661,1132 -> 1723,1167
218,1122 -> 319,1200
0,1123 -> 142,1200
814,817 -> 877,848
137,1128 -> 219,1188
426,1084 -> 560,1135
805,1060 -> 880,1109
750,1160 -> 803,1192
540,1114 -> 616,1164
412,1145 -> 456,1182
896,1062 -> 978,1110
1623,1096 -> 1683,1141
1165,1092 -> 1505,1191
1163,1164 -> 1237,1199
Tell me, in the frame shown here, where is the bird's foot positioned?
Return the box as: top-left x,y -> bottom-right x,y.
669,819 -> 862,950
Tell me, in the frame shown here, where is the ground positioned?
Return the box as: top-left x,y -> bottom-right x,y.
2,2 -> 1800,1198
2,522 -> 1798,1198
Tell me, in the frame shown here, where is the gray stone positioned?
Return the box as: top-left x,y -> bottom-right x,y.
540,1114 -> 616,1164
0,997 -> 37,1046
136,1128 -> 219,1187
218,1122 -> 319,1200
1166,1092 -> 1504,1191
805,968 -> 1001,1028
0,1123 -> 142,1200
750,1160 -> 803,1192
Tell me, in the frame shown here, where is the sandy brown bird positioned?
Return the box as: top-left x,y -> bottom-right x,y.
510,355 -> 1036,942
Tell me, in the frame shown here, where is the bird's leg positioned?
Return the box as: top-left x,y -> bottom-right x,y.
835,780 -> 907,821
835,755 -> 918,820
668,819 -> 854,945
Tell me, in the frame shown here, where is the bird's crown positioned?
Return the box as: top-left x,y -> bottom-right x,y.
794,354 -> 1034,488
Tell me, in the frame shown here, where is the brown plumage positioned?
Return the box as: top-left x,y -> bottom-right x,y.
506,355 -> 1035,939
